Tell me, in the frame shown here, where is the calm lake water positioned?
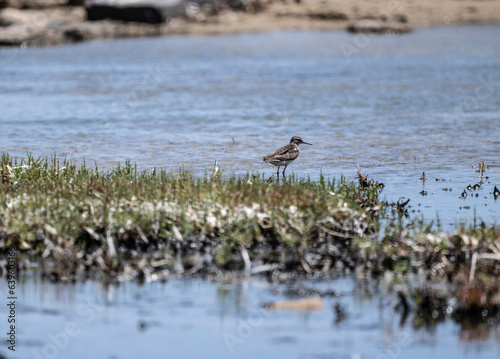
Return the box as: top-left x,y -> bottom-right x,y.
1,274 -> 500,359
0,25 -> 500,358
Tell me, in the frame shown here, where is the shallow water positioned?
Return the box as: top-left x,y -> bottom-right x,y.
1,25 -> 499,227
0,27 -> 500,357
1,274 -> 499,359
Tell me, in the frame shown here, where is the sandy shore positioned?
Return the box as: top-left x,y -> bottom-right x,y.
1,0 -> 500,46
181,0 -> 500,35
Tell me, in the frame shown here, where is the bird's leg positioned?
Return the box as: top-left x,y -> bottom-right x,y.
282,165 -> 287,179
276,166 -> 280,180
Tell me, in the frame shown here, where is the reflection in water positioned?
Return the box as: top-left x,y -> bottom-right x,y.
4,274 -> 499,359
459,322 -> 497,343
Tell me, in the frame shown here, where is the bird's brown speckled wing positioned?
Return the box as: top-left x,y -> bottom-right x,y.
262,144 -> 299,162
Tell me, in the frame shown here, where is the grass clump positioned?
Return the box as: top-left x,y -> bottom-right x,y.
2,153 -> 500,321
0,153 -> 387,278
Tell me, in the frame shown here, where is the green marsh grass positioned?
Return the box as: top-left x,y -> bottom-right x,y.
2,153 -> 500,317
1,152 -> 499,299
0,153 -> 386,267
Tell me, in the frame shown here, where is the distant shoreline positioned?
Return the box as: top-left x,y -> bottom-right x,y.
173,0 -> 500,36
1,0 -> 500,47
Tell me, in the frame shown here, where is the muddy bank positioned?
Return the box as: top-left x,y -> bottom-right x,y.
1,0 -> 500,47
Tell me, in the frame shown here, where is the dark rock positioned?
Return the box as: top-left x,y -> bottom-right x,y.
85,0 -> 213,24
67,0 -> 85,5
307,11 -> 348,21
228,0 -> 270,13
394,14 -> 408,23
63,19 -> 167,42
62,20 -> 113,41
274,10 -> 348,22
347,16 -> 412,34
86,4 -> 166,23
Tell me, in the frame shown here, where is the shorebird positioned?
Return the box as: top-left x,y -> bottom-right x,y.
262,136 -> 312,179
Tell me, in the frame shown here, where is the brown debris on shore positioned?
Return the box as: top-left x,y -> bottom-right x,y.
263,297 -> 324,310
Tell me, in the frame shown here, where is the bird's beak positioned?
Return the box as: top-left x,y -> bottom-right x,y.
302,141 -> 312,146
